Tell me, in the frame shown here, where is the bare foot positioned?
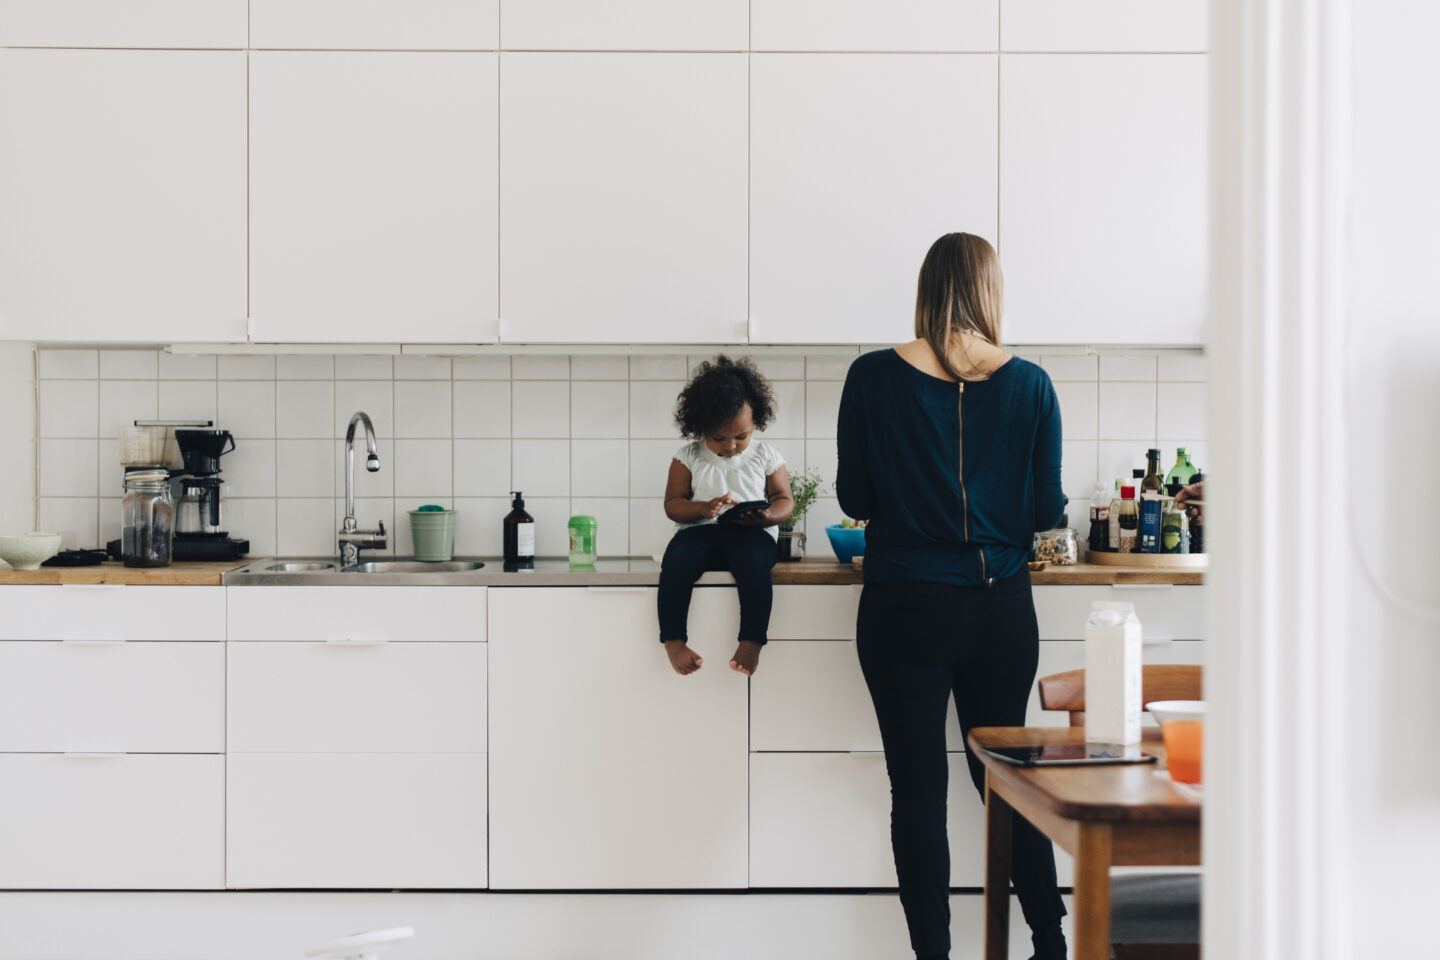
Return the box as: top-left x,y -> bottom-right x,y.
729,640 -> 763,676
664,640 -> 704,676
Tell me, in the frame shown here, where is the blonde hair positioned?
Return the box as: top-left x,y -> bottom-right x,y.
914,233 -> 1004,380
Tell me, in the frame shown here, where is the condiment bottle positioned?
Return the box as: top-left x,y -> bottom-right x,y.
1161,497 -> 1187,554
504,491 -> 535,571
1187,471 -> 1205,553
1089,480 -> 1111,553
1115,485 -> 1139,553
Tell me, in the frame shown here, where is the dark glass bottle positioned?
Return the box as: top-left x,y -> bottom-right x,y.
1142,448 -> 1164,495
503,491 -> 535,571
1187,472 -> 1205,554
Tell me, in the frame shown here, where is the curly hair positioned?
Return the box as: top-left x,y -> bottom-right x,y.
673,355 -> 776,439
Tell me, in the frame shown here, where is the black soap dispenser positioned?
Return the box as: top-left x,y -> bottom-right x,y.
504,491 -> 535,571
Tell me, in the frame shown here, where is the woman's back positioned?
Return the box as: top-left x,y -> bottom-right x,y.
836,345 -> 1064,586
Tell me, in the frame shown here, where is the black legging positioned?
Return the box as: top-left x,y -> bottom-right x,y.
657,524 -> 777,643
857,570 -> 1067,960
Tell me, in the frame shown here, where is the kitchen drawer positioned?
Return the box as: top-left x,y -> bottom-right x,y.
750,752 -> 1073,887
226,753 -> 487,889
228,641 -> 486,753
0,585 -> 224,641
1033,585 -> 1206,640
0,641 -> 223,752
0,754 -> 223,889
752,641 -> 963,752
227,586 -> 486,643
1030,639 -> 1207,728
768,585 -> 860,639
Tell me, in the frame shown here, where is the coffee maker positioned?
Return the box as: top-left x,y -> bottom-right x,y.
171,429 -> 249,562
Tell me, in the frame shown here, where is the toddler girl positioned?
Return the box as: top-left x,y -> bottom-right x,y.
659,356 -> 793,677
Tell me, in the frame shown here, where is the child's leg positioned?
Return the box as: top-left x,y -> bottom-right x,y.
658,526 -> 722,674
720,527 -> 778,674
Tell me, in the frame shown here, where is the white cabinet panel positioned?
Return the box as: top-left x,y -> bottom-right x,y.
1030,639 -> 1207,728
250,0 -> 499,50
501,0 -> 747,51
227,586 -> 487,643
750,54 -> 997,344
0,50 -> 246,342
1032,585 -> 1206,640
0,754 -> 223,889
752,0 -> 997,52
226,753 -> 487,889
0,0 -> 246,48
500,54 -> 748,344
0,642 -> 223,752
228,642 -> 487,753
249,52 -> 499,343
753,640 -> 966,751
769,584 -> 860,639
488,586 -> 748,888
0,585 -> 225,641
1001,0 -> 1207,52
999,54 -> 1207,344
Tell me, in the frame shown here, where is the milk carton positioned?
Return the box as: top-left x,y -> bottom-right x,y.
1084,601 -> 1143,744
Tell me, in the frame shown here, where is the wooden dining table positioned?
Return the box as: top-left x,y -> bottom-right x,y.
967,726 -> 1201,960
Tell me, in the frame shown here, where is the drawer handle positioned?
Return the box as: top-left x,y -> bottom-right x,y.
586,587 -> 649,593
61,639 -> 126,646
62,752 -> 125,760
325,636 -> 388,646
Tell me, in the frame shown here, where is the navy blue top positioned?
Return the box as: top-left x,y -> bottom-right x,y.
836,349 -> 1065,586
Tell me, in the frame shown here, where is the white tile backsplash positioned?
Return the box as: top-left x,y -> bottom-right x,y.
31,347 -> 1204,558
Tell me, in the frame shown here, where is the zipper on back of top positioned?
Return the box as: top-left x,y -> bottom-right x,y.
958,382 -> 989,584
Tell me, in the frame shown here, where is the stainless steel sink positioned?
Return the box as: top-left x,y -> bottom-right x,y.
266,561 -> 337,573
343,560 -> 486,574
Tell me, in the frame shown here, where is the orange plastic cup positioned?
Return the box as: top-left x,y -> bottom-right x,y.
1162,719 -> 1204,784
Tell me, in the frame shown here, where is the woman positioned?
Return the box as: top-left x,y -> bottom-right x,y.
836,233 -> 1068,960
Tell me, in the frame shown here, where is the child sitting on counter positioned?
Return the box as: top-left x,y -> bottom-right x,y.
658,356 -> 793,678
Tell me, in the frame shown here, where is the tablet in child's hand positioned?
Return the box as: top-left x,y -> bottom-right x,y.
717,499 -> 770,524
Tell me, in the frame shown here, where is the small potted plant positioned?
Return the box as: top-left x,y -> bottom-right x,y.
778,468 -> 824,562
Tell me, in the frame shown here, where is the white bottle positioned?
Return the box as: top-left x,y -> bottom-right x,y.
1084,600 -> 1143,745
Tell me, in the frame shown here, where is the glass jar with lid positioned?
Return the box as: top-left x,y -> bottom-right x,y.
121,469 -> 174,568
1033,527 -> 1079,566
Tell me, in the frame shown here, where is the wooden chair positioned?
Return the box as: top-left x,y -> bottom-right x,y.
1037,664 -> 1203,960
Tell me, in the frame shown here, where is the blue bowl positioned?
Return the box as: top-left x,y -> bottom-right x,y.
825,523 -> 867,563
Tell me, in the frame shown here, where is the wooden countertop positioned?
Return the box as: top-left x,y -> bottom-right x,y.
772,560 -> 1204,586
0,560 -> 247,586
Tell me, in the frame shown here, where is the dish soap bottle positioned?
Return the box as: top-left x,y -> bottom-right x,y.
504,491 -> 535,571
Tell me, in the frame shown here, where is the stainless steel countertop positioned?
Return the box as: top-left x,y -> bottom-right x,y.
223,557 -> 745,587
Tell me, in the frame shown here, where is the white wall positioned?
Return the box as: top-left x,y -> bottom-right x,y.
0,342 -> 35,541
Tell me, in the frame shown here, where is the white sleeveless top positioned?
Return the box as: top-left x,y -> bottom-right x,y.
672,439 -> 786,541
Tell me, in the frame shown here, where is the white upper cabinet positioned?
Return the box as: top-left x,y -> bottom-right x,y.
500,54 -> 748,344
0,0 -> 246,48
750,54 -> 998,344
249,52 -> 499,344
1001,0 -> 1208,52
0,50 -> 247,343
501,0 -> 747,51
249,0 -> 499,51
999,54 -> 1207,344
751,0 -> 998,51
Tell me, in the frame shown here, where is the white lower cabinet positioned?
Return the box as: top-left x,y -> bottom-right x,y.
0,754 -> 223,889
227,586 -> 487,643
488,587 -> 748,888
0,585 -> 225,641
1033,585 -> 1206,641
226,753 -> 487,889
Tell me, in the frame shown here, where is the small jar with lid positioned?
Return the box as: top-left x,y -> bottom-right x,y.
121,469 -> 174,567
1033,528 -> 1079,566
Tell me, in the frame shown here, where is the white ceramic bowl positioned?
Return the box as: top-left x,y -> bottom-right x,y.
1146,699 -> 1206,727
0,532 -> 62,570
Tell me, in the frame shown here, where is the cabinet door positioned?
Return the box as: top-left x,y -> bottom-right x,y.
752,0 -> 997,52
501,0 -> 747,51
750,54 -> 997,344
0,585 -> 226,641
488,586 -> 748,888
0,641 -> 223,752
226,586 -> 487,643
1001,0 -> 1207,52
226,753 -> 487,888
1032,584 -> 1206,641
0,754 -> 223,889
0,50 -> 246,342
500,54 -> 748,344
999,54 -> 1207,344
249,0 -> 498,50
0,0 -> 247,47
249,52 -> 499,344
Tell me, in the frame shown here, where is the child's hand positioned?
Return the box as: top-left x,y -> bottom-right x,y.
703,493 -> 736,519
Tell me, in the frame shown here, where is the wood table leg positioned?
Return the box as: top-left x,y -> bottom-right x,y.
983,774 -> 1013,960
1072,824 -> 1114,960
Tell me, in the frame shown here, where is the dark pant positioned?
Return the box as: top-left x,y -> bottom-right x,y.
856,571 -> 1067,959
657,524 -> 777,643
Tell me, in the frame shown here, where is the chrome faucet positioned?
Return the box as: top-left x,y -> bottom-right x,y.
339,411 -> 387,566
